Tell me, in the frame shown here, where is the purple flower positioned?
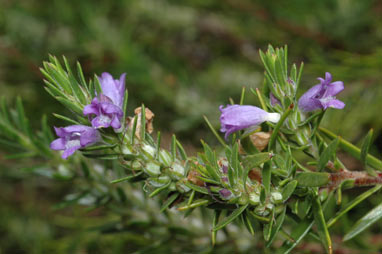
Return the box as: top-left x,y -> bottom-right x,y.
84,72 -> 126,129
50,125 -> 100,159
99,72 -> 126,108
219,105 -> 280,139
298,72 -> 345,112
84,94 -> 123,129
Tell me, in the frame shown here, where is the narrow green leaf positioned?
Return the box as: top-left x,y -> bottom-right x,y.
187,190 -> 195,205
231,142 -> 239,179
53,113 -> 82,125
81,143 -> 117,151
41,114 -> 53,142
213,204 -> 248,231
76,61 -> 87,88
212,210 -> 221,245
282,180 -> 297,202
155,131 -> 161,160
140,104 -> 146,140
280,192 -> 334,254
203,115 -> 226,147
319,127 -> 382,170
296,172 -> 330,187
266,207 -> 287,247
149,181 -> 171,198
280,219 -> 313,254
312,194 -> 332,253
5,151 -> 36,159
63,56 -> 87,104
291,64 -> 297,83
94,74 -> 102,95
344,202 -> 382,241
201,141 -> 220,181
16,97 -> 29,134
259,50 -> 276,83
122,89 -> 128,129
243,152 -> 273,169
171,134 -> 176,161
240,86 -> 245,105
327,185 -> 382,228
296,62 -> 304,90
268,103 -> 294,150
176,140 -> 187,160
263,209 -> 275,241
82,153 -> 120,160
248,211 -> 270,223
110,172 -> 144,184
318,137 -> 339,171
361,129 -> 373,166
55,97 -> 83,115
160,193 -> 180,212
177,199 -> 209,211
262,162 -> 271,194
184,182 -> 208,195
243,211 -> 256,236
131,115 -> 138,144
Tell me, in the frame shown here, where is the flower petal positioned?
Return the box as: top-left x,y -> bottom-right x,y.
54,127 -> 65,137
62,145 -> 81,159
325,81 -> 344,96
79,128 -> 100,146
110,116 -> 121,129
50,138 -> 66,150
99,72 -> 123,107
321,99 -> 345,110
100,102 -> 123,115
83,103 -> 99,116
63,125 -> 93,133
91,115 -> 111,129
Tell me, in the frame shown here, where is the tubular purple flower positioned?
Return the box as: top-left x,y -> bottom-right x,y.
99,72 -> 126,108
84,94 -> 123,129
298,72 -> 345,112
84,73 -> 126,130
219,105 -> 280,139
50,125 -> 100,159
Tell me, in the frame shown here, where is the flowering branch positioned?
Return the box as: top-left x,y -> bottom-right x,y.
1,46 -> 382,253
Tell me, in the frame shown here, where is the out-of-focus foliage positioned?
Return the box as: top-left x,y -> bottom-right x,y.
1,0 -> 382,253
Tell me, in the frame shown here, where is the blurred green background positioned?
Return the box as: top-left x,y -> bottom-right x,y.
1,0 -> 382,253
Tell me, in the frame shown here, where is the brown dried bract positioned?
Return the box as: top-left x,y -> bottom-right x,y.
249,131 -> 271,151
187,169 -> 204,186
248,168 -> 262,183
127,107 -> 155,138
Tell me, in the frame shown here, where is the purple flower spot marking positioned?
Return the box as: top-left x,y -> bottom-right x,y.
298,72 -> 345,112
50,125 -> 100,159
219,105 -> 280,139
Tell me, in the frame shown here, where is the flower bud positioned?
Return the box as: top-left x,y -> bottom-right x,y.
144,161 -> 161,176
